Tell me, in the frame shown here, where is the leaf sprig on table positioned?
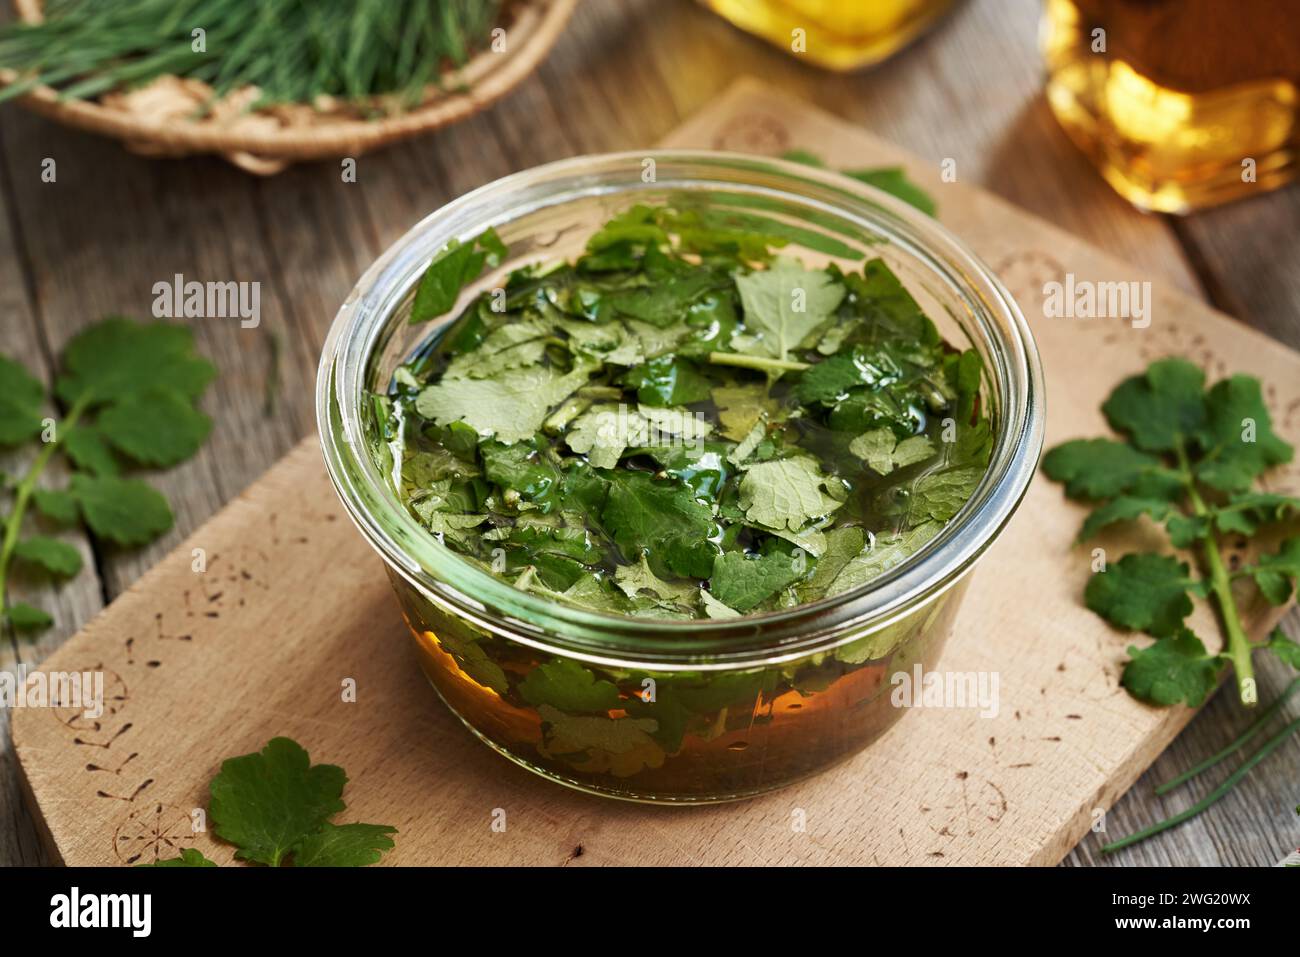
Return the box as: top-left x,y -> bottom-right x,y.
143,737 -> 396,867
1043,357 -> 1300,706
0,318 -> 215,636
1043,357 -> 1300,851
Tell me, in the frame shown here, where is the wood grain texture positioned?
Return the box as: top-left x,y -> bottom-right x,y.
12,80 -> 1300,867
2,0 -> 1299,866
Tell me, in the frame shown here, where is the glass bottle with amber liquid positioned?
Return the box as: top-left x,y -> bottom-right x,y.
1042,0 -> 1300,212
699,0 -> 960,71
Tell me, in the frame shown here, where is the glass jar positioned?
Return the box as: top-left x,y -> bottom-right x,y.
698,0 -> 962,72
1041,0 -> 1300,212
318,152 -> 1044,803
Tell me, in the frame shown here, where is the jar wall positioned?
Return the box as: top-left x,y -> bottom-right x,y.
389,565 -> 969,802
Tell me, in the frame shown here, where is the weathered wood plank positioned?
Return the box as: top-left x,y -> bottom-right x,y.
0,107 -> 315,598
0,128 -> 105,867
1173,183 -> 1300,350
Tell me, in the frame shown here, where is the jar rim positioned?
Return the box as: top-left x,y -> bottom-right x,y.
316,150 -> 1045,665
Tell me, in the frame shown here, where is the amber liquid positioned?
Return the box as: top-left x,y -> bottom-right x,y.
1042,0 -> 1300,212
700,0 -> 959,71
394,567 -> 966,803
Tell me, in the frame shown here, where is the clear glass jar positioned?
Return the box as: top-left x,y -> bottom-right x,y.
1041,0 -> 1300,212
317,152 -> 1044,803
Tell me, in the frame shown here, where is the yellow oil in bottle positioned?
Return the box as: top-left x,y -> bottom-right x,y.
700,0 -> 960,71
1042,0 -> 1300,213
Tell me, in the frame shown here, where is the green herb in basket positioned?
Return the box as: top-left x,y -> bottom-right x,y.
0,0 -> 503,111
370,203 -> 991,621
1043,358 -> 1300,850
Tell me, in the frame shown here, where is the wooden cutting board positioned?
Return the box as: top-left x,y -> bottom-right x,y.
13,79 -> 1300,867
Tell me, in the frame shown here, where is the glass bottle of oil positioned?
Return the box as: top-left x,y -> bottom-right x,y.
1042,0 -> 1300,213
699,0 -> 960,71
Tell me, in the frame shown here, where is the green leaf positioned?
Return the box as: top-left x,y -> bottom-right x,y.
1166,514 -> 1209,548
700,589 -> 741,619
291,822 -> 397,867
56,318 -> 215,405
32,488 -> 79,525
1248,536 -> 1300,605
435,629 -> 509,693
796,526 -> 865,602
623,354 -> 712,406
709,547 -> 807,612
602,471 -> 718,579
62,426 -> 119,477
14,536 -> 82,577
209,737 -> 348,867
608,272 -> 725,328
536,704 -> 665,775
1121,629 -> 1223,707
613,553 -> 700,606
732,259 -> 845,364
1042,438 -> 1171,500
898,466 -> 983,524
1265,627 -> 1300,669
824,521 -> 942,597
415,362 -> 593,444
849,428 -> 934,475
518,658 -> 622,713
847,259 -> 937,344
565,403 -> 710,469
97,389 -> 212,467
70,474 -> 173,546
738,457 -> 843,532
0,355 -> 46,445
6,602 -> 53,631
410,229 -> 506,324
442,318 -> 552,380
1214,491 -> 1300,536
1193,375 -> 1293,493
479,440 -> 559,509
139,848 -> 218,867
1101,358 -> 1206,453
793,346 -> 908,407
1085,553 -> 1197,637
1078,496 -> 1173,541
712,381 -> 780,440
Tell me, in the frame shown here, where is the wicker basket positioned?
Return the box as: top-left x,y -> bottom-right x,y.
3,0 -> 577,174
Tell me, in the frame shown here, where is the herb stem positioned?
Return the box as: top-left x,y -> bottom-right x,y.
1101,712 -> 1300,853
707,352 -> 811,373
1154,675 -> 1300,795
0,396 -> 87,623
1176,442 -> 1256,706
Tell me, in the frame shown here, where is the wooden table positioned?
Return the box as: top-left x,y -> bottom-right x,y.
2,0 -> 1297,867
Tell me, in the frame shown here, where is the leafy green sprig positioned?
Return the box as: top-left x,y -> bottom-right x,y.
142,737 -> 396,867
1043,357 -> 1300,851
0,318 -> 214,635
1044,357 -> 1300,706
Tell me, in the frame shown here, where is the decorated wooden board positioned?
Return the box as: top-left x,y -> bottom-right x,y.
13,79 -> 1298,866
